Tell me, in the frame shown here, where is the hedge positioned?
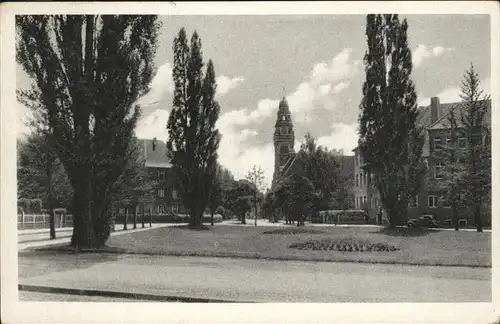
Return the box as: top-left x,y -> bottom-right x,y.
115,213 -> 223,224
313,209 -> 369,224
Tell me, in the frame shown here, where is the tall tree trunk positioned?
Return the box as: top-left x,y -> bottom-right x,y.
254,194 -> 258,227
70,176 -> 96,248
475,203 -> 483,232
133,205 -> 137,229
46,149 -> 56,240
386,207 -> 397,229
241,212 -> 246,225
141,205 -> 145,228
211,210 -> 214,226
452,203 -> 459,231
149,208 -> 152,228
123,207 -> 128,230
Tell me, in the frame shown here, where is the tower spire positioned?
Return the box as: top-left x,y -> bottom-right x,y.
281,82 -> 286,99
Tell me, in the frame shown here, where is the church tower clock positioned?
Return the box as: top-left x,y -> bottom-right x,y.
272,96 -> 296,188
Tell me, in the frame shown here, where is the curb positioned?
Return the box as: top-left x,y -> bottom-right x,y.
24,246 -> 492,269
19,284 -> 248,303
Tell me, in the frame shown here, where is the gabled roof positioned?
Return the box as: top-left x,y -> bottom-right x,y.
427,99 -> 491,130
141,138 -> 172,168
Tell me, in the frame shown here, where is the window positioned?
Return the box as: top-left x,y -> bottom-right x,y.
158,169 -> 166,181
409,196 -> 418,208
364,196 -> 367,206
434,162 -> 444,179
440,195 -> 451,208
458,137 -> 466,148
158,189 -> 165,197
428,195 -> 437,208
445,137 -> 452,148
359,172 -> 363,186
355,174 -> 359,187
433,137 -> 442,150
171,205 -> 179,213
157,205 -> 165,214
355,197 -> 358,209
364,172 -> 368,186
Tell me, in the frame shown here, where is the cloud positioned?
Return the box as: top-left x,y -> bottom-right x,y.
136,61 -> 244,109
310,48 -> 361,87
216,75 -> 245,97
240,129 -> 258,141
316,122 -> 358,155
332,82 -> 350,94
214,48 -> 362,184
137,62 -> 173,106
16,102 -> 33,138
220,48 -> 360,129
135,109 -> 170,141
216,113 -> 274,188
412,44 -> 454,68
287,48 -> 360,123
216,98 -> 280,127
418,76 -> 491,106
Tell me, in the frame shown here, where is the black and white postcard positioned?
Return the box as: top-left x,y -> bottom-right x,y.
1,2 -> 498,324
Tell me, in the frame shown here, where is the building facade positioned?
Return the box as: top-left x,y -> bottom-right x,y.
353,96 -> 491,225
139,138 -> 185,215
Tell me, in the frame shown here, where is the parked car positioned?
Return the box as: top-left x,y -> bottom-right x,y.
407,215 -> 439,228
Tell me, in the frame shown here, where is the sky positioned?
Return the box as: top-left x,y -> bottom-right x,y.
16,14 -> 491,189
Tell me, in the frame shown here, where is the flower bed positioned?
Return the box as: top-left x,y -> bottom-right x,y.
289,237 -> 399,252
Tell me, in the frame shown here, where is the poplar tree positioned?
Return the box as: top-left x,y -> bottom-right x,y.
16,15 -> 160,247
167,29 -> 221,228
358,14 -> 425,228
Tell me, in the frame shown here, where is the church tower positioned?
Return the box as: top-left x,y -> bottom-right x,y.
272,96 -> 296,188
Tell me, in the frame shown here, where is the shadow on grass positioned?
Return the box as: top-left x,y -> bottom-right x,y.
372,226 -> 434,237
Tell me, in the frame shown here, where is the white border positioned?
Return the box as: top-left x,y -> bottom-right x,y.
1,2 -> 499,324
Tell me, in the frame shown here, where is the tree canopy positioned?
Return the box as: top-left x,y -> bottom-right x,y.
16,15 -> 161,247
358,14 -> 425,227
167,28 -> 221,228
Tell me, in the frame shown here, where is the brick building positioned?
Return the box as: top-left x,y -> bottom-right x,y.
353,96 -> 491,225
138,138 -> 185,215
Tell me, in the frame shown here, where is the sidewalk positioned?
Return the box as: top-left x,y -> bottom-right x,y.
18,223 -> 179,251
219,219 -> 491,232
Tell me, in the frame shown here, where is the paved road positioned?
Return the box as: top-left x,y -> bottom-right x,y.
18,252 -> 490,302
18,291 -> 148,302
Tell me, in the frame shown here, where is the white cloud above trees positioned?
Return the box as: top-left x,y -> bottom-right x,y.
412,44 -> 454,68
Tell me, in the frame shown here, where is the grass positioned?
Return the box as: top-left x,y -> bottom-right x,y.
84,224 -> 492,267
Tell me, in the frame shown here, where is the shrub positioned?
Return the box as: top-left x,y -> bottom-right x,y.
18,198 -> 43,214
315,209 -> 369,224
215,206 -> 227,219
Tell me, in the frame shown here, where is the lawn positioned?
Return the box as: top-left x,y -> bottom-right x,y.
101,225 -> 491,267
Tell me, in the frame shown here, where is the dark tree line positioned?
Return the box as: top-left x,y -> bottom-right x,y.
264,133 -> 353,226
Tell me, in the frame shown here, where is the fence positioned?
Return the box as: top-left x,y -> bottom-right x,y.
17,213 -> 73,230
